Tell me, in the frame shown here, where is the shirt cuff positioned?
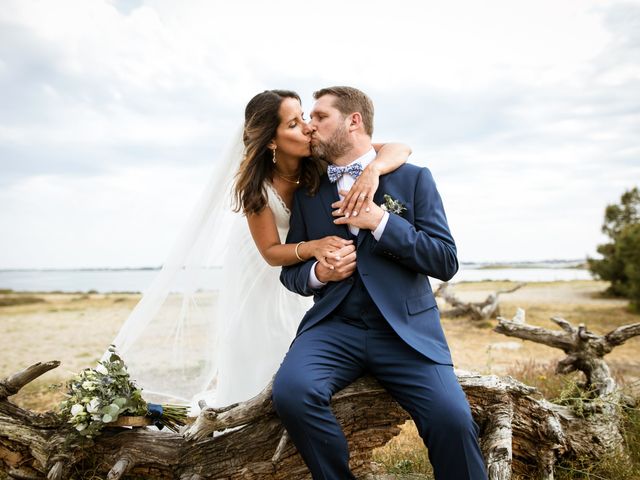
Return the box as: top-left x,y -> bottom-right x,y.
372,211 -> 390,241
308,261 -> 327,289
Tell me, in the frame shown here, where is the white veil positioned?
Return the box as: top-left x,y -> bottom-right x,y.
109,127 -> 245,407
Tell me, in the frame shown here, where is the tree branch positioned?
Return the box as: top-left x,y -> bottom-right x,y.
0,361 -> 60,399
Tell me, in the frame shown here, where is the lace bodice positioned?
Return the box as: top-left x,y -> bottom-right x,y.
265,182 -> 291,243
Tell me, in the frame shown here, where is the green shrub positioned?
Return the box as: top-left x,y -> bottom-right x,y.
588,186 -> 640,308
616,223 -> 640,310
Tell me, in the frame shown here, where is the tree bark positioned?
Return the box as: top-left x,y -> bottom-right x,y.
0,355 -> 634,480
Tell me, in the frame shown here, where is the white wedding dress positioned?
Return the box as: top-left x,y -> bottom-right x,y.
213,182 -> 311,407
109,131 -> 311,412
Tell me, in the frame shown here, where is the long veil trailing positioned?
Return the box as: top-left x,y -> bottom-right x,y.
109,128 -> 245,407
111,124 -> 314,410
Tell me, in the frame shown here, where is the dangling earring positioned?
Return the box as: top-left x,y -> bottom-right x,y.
272,148 -> 277,164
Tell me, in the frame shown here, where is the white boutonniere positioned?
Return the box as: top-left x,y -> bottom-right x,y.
380,194 -> 406,215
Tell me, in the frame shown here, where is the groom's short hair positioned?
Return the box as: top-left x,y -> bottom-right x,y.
313,86 -> 374,137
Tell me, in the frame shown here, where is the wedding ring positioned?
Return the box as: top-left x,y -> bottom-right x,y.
360,193 -> 367,199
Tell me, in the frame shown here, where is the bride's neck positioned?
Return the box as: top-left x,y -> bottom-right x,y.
273,154 -> 302,176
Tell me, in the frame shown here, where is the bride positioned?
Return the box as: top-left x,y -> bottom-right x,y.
110,89 -> 410,410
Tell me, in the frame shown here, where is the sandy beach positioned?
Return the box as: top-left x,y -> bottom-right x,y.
1,279 -> 638,412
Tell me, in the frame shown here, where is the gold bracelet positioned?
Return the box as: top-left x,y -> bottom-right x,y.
295,241 -> 306,262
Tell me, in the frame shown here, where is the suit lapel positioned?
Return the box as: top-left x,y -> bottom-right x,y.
356,174 -> 391,248
357,174 -> 390,248
318,176 -> 351,239
356,228 -> 367,248
374,173 -> 388,206
317,170 -> 393,244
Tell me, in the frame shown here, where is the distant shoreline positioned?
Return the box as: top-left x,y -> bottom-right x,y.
0,259 -> 588,272
474,263 -> 587,270
0,267 -> 162,272
0,278 -> 602,297
0,263 -> 594,294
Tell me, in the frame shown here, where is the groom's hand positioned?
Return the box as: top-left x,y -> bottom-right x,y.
315,244 -> 357,283
332,191 -> 385,231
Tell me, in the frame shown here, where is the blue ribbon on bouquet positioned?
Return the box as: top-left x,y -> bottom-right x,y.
147,403 -> 164,430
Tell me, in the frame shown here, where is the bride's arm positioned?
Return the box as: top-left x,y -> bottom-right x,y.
247,208 -> 352,267
340,142 -> 412,217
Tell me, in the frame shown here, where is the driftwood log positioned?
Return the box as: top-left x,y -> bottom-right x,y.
435,283 -> 525,320
1,349 -> 637,480
495,309 -> 640,398
494,310 -> 640,475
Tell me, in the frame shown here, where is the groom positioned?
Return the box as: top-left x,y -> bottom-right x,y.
273,86 -> 487,480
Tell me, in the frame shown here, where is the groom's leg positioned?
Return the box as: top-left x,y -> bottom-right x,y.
367,328 -> 488,480
272,316 -> 366,480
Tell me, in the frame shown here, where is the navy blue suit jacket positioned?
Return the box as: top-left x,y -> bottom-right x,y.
280,163 -> 458,365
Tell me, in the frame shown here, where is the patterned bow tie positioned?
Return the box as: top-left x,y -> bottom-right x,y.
327,162 -> 363,183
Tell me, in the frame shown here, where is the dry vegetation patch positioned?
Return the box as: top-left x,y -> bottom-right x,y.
1,281 -> 638,478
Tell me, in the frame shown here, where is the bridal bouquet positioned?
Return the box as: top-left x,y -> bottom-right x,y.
59,346 -> 188,438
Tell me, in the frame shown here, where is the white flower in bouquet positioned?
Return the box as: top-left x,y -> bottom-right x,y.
70,404 -> 84,417
86,397 -> 101,414
81,381 -> 97,391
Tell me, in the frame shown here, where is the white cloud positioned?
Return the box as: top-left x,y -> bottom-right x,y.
0,165 -> 212,268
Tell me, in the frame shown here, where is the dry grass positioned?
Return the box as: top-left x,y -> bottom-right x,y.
0,291 -> 139,411
440,280 -> 639,381
372,422 -> 433,478
371,280 -> 640,479
0,294 -> 46,307
1,281 -> 639,478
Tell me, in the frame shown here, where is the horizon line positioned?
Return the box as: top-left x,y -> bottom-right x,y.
0,258 -> 589,272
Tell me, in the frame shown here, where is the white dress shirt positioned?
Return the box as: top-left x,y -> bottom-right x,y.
308,147 -> 390,289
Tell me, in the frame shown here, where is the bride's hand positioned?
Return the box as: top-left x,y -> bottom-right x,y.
341,164 -> 380,218
307,236 -> 353,269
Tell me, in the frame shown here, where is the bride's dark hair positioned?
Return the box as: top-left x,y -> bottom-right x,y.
233,89 -> 325,215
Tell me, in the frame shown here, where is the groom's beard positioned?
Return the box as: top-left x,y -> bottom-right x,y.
311,123 -> 351,162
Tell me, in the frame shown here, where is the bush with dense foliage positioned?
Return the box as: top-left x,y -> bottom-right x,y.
588,186 -> 640,310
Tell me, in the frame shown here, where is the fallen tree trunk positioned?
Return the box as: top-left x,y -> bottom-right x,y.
436,283 -> 525,320
495,309 -> 640,398
0,357 -> 634,480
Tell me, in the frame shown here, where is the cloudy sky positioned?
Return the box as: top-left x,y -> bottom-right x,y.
1,0 -> 639,269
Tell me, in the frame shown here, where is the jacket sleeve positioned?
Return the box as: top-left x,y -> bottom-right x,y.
372,167 -> 458,281
280,190 -> 316,296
